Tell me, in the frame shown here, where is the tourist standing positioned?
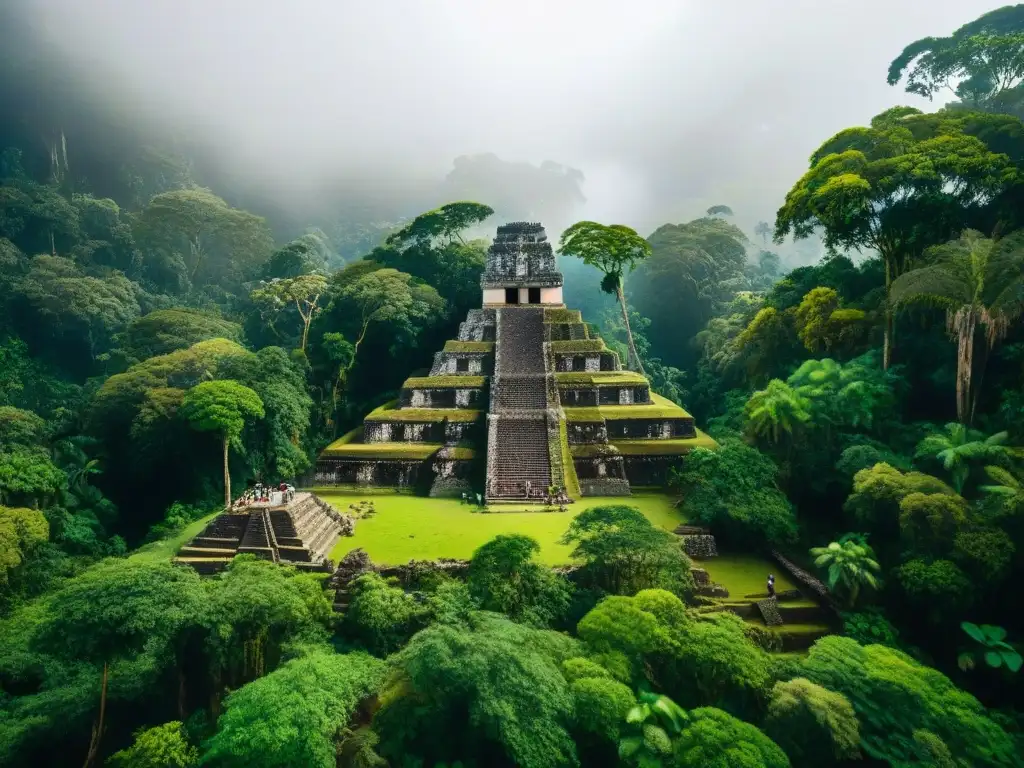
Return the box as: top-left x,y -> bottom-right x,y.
767,574 -> 776,599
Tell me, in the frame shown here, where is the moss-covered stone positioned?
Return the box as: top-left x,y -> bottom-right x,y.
563,393 -> 693,422
443,341 -> 494,353
555,372 -> 648,386
402,375 -> 487,389
610,430 -> 718,454
364,400 -> 483,423
549,339 -> 606,353
569,443 -> 623,458
544,308 -> 581,323
321,442 -> 444,460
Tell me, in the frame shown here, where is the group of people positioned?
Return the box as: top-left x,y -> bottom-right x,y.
234,482 -> 296,508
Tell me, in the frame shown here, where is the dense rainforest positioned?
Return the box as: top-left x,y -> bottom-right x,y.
2,4 -> 1024,767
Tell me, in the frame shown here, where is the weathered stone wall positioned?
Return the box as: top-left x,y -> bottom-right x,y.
606,418 -> 696,439
681,534 -> 718,558
310,459 -> 428,487
577,477 -> 632,496
567,422 -> 608,444
431,353 -> 490,376
622,455 -> 677,487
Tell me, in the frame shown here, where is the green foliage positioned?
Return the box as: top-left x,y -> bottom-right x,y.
343,573 -> 430,656
116,309 -> 241,364
744,379 -> 811,444
674,706 -> 790,768
0,447 -> 66,507
108,722 -> 198,768
181,380 -> 265,443
374,613 -> 580,768
384,201 -> 493,249
896,558 -> 973,618
570,675 -> 636,748
136,187 -> 274,292
632,217 -> 749,369
841,607 -> 902,647
202,647 -> 385,768
560,505 -> 695,598
891,229 -> 1024,422
467,534 -> 572,628
0,506 -> 48,582
764,677 -> 860,765
915,421 -> 1014,492
801,635 -> 1018,765
887,6 -> 1024,109
844,462 -> 957,536
953,527 -> 1016,583
810,538 -> 881,606
618,690 -> 688,767
898,491 -> 969,553
959,622 -> 1023,673
670,440 -> 798,546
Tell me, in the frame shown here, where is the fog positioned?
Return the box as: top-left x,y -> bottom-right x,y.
15,0 -> 1001,235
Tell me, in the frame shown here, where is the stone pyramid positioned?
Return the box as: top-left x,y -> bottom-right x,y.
310,222 -> 716,500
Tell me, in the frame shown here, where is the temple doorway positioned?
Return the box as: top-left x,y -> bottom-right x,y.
505,287 -> 519,304
528,287 -> 541,304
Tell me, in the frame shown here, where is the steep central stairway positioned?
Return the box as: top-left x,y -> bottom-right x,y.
486,308 -> 553,500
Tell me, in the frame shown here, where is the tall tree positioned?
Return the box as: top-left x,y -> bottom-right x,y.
706,204 -> 734,217
384,201 -> 493,249
890,229 -> 1024,423
558,221 -> 653,374
774,107 -> 1018,368
250,273 -> 328,353
136,188 -> 273,291
915,422 -> 1013,493
181,380 -> 265,508
887,6 -> 1024,112
754,220 -> 772,245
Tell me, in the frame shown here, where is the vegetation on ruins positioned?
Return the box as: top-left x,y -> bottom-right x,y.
2,3 -> 1024,767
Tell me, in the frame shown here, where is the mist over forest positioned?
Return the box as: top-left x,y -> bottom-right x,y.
2,2 -> 1024,767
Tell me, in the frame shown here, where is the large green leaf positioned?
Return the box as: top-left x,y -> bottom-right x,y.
981,624 -> 1006,642
1002,650 -> 1022,673
961,622 -> 986,643
985,651 -> 1004,668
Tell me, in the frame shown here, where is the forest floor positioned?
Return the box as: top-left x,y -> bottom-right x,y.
694,554 -> 799,597
321,491 -> 684,565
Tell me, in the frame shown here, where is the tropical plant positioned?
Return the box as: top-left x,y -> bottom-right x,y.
958,622 -> 1023,673
744,379 -> 811,444
890,229 -> 1024,423
915,422 -> 1014,492
979,465 -> 1024,512
810,538 -> 882,606
618,690 -> 688,767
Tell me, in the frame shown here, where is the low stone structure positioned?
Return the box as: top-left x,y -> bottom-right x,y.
681,534 -> 719,558
174,492 -> 351,575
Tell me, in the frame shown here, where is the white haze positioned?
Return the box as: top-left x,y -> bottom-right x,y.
21,0 -> 999,237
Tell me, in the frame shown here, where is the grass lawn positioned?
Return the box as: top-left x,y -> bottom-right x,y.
693,553 -> 799,598
130,510 -> 220,564
322,492 -> 684,565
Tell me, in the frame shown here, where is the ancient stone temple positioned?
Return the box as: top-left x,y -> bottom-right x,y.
310,222 -> 716,500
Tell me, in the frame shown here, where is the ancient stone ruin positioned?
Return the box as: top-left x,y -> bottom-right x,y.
308,222 -> 716,501
173,492 -> 350,574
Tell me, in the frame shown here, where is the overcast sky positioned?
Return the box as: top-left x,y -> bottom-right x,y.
20,0 -> 1002,233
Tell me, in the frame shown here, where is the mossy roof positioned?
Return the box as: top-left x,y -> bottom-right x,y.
563,392 -> 694,422
544,308 -> 581,323
555,372 -> 649,386
611,430 -> 718,455
438,446 -> 476,460
548,339 -> 607,353
320,441 -> 444,460
569,444 -> 622,458
443,341 -> 494,353
364,400 -> 483,423
402,376 -> 487,389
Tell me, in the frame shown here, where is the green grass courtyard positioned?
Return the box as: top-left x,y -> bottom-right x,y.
320,491 -> 684,565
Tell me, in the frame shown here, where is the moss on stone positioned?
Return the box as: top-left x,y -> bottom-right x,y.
443,341 -> 494,353
555,372 -> 648,386
365,400 -> 483,423
569,443 -> 622,458
402,375 -> 487,389
564,393 -> 693,422
559,419 -> 582,497
322,441 -> 444,460
549,339 -> 607,353
444,447 -> 476,460
324,426 -> 362,450
544,308 -> 581,323
611,430 -> 718,455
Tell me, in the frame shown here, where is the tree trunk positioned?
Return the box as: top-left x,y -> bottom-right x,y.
953,309 -> 977,425
223,435 -> 231,510
883,259 -> 893,370
616,278 -> 646,377
82,662 -> 108,768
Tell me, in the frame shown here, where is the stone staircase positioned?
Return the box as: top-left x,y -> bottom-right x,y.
175,493 -> 349,574
486,308 -> 556,501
